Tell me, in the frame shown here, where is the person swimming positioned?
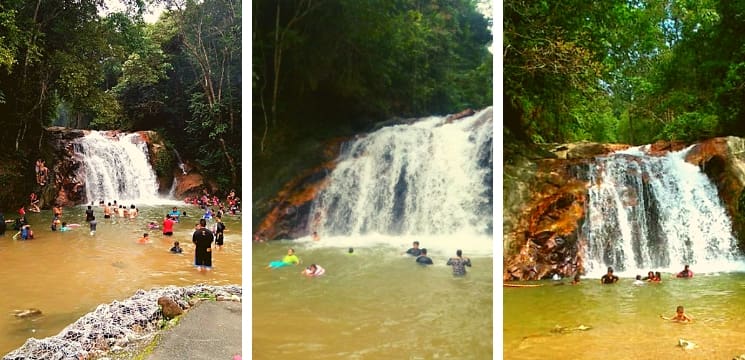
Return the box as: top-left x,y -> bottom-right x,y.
137,233 -> 150,244
266,248 -> 301,269
170,241 -> 183,253
302,264 -> 326,277
660,305 -> 693,323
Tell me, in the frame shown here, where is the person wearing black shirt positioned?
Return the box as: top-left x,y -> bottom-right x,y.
192,218 -> 214,271
214,215 -> 226,250
600,267 -> 619,284
85,205 -> 95,222
405,241 -> 422,256
416,248 -> 433,265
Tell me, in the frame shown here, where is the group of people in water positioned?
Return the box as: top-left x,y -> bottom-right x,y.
3,192 -> 235,273
266,239 -> 476,278
568,265 -> 696,323
404,240 -> 473,276
595,264 -> 695,285
183,188 -> 241,216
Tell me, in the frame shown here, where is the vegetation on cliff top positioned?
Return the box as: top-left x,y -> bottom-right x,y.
505,0 -> 745,146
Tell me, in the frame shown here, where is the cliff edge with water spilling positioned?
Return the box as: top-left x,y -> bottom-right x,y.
255,108 -> 493,241
504,137 -> 745,281
0,128 -> 216,212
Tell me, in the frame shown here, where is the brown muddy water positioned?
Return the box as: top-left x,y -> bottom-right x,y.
0,204 -> 242,356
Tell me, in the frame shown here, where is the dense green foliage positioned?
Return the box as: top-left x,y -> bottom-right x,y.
505,0 -> 745,145
252,0 -> 493,225
0,0 -> 241,194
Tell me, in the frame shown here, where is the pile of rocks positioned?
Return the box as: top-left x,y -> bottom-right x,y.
3,284 -> 241,360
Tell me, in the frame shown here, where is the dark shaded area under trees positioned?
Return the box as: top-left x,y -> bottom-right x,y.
504,0 -> 745,150
0,0 -> 241,210
252,0 -> 493,228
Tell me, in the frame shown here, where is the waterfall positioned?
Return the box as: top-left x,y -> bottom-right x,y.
173,148 -> 188,175
305,107 -> 492,256
582,146 -> 744,276
73,131 -> 160,203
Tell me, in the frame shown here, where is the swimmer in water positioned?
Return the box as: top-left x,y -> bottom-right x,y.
266,248 -> 300,269
660,305 -> 693,323
302,263 -> 326,277
137,233 -> 150,244
170,241 -> 183,253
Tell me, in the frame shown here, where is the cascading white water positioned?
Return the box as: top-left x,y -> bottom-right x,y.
304,107 -> 493,256
583,146 -> 744,276
73,131 -> 160,203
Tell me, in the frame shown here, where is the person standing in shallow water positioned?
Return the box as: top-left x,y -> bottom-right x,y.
192,218 -> 214,271
213,215 -> 226,251
446,249 -> 471,276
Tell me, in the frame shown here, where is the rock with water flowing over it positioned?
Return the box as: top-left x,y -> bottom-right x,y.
504,136 -> 745,282
685,137 -> 745,250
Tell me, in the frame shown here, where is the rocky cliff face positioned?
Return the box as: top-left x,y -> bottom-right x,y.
503,142 -> 631,281
504,138 -> 745,281
253,138 -> 348,241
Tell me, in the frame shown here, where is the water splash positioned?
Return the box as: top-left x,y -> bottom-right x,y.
73,131 -> 160,203
583,146 -> 744,277
306,108 -> 493,255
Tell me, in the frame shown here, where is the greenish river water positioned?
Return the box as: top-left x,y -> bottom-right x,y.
252,237 -> 493,359
503,273 -> 745,359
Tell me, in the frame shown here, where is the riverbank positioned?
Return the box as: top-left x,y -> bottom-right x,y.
2,285 -> 241,360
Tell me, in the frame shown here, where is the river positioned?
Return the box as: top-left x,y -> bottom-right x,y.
0,204 -> 242,356
252,237 -> 493,359
504,272 -> 745,359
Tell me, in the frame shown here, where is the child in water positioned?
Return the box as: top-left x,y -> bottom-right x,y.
148,221 -> 159,230
170,241 -> 183,253
660,305 -> 693,323
137,233 -> 150,244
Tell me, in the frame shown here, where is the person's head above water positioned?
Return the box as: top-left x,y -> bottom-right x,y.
412,241 -> 419,248
348,247 -> 354,254
456,249 -> 463,257
607,266 -> 614,274
421,248 -> 428,255
288,248 -> 295,255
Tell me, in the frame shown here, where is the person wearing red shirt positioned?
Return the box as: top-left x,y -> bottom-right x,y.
162,215 -> 175,236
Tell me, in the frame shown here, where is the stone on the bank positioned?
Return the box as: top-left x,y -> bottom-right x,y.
157,296 -> 183,319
